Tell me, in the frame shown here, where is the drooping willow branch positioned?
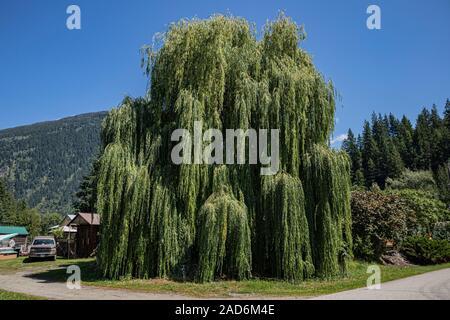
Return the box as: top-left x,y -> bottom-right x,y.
96,13 -> 352,282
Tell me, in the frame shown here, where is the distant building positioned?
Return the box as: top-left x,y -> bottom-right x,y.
50,214 -> 77,257
50,214 -> 77,239
60,215 -> 77,229
69,213 -> 100,258
0,225 -> 29,252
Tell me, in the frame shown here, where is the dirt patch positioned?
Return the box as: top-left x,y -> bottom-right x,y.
380,250 -> 412,266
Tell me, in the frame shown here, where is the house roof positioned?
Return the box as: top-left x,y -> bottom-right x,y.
50,225 -> 77,233
60,214 -> 76,227
0,233 -> 19,241
0,226 -> 29,236
69,213 -> 100,226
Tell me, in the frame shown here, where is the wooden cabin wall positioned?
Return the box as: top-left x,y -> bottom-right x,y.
75,225 -> 99,258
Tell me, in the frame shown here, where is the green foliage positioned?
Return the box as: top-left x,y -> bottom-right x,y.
0,179 -> 16,224
96,14 -> 351,282
386,169 -> 437,192
40,212 -> 62,234
51,227 -> 64,240
387,189 -> 450,234
342,129 -> 364,186
0,112 -> 106,214
14,207 -> 41,238
401,236 -> 450,265
351,190 -> 411,261
73,157 -> 101,213
198,185 -> 251,282
0,179 -> 44,238
303,145 -> 352,277
434,162 -> 450,205
260,173 -> 314,281
433,222 -> 450,242
343,102 -> 450,193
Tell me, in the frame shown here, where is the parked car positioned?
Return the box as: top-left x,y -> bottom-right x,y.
29,236 -> 57,260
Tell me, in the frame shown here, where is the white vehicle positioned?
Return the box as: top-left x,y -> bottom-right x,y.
29,236 -> 57,260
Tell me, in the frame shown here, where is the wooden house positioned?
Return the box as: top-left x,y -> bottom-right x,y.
69,213 -> 100,258
50,214 -> 77,257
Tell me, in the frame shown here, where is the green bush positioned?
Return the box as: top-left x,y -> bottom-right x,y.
400,236 -> 450,265
353,235 -> 375,261
387,189 -> 450,234
386,169 -> 437,192
351,190 -> 411,261
433,222 -> 450,242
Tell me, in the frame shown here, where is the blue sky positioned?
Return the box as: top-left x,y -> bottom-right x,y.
1,0 -> 449,143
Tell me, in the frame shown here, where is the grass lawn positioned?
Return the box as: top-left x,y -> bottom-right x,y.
0,289 -> 44,300
0,257 -> 449,298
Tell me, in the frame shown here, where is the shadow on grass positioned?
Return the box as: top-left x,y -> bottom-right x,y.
23,257 -> 55,264
25,260 -> 100,283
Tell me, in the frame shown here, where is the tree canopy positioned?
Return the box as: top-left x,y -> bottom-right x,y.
96,14 -> 352,282
343,102 -> 450,205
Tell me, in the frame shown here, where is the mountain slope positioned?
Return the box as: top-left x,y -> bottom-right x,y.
0,112 -> 107,214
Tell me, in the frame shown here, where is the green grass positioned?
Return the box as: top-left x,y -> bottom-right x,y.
1,257 -> 449,298
0,289 -> 44,300
0,256 -> 90,275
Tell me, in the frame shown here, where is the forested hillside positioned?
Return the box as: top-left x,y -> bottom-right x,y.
0,112 -> 107,215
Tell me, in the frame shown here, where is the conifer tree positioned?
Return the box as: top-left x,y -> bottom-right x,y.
398,116 -> 415,169
342,129 -> 363,186
414,108 -> 433,170
361,121 -> 378,187
73,157 -> 100,213
0,179 -> 15,223
343,100 -> 450,192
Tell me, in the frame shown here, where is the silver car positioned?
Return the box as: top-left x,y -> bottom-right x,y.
29,236 -> 57,260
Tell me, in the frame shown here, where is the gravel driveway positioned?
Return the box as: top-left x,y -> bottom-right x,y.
0,271 -> 193,300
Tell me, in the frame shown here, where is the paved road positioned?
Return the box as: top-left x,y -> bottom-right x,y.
313,268 -> 450,300
1,268 -> 449,300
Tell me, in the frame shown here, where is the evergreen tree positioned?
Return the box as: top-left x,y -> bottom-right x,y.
414,108 -> 433,170
0,179 -> 17,224
0,179 -> 45,238
430,105 -> 444,170
354,134 -> 365,186
73,157 -> 100,213
342,129 -> 363,185
397,116 -> 415,168
435,161 -> 450,206
388,113 -> 400,137
343,99 -> 449,192
385,139 -> 404,179
371,113 -> 391,186
361,121 -> 378,187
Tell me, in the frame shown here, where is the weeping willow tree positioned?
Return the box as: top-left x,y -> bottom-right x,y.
96,13 -> 352,282
303,145 -> 353,277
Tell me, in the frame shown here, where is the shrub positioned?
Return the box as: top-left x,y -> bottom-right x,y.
353,235 -> 375,261
433,222 -> 450,242
385,169 -> 437,192
434,162 -> 450,206
388,189 -> 450,234
400,236 -> 450,265
351,190 -> 412,261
